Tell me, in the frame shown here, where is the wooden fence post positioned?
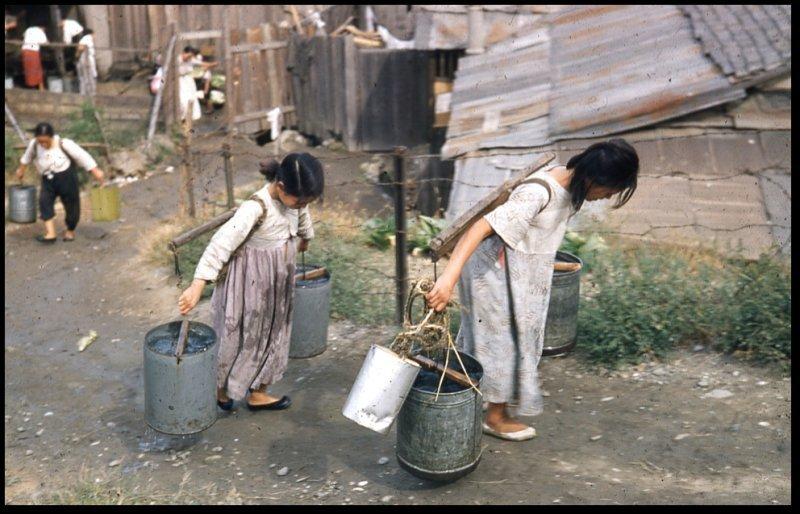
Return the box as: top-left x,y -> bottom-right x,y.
146,30 -> 177,149
50,6 -> 67,80
180,102 -> 196,218
393,146 -> 409,325
222,8 -> 235,136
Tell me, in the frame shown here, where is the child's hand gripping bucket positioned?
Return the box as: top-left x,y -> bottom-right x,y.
342,344 -> 421,435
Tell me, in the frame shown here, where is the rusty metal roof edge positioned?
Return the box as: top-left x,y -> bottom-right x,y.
548,87 -> 747,142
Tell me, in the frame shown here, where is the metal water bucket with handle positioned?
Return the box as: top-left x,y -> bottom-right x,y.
396,349 -> 484,482
289,263 -> 332,358
8,184 -> 37,224
542,250 -> 583,357
90,185 -> 121,222
144,320 -> 218,435
342,344 -> 421,435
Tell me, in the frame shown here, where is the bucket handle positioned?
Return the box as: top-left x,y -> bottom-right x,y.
175,319 -> 190,361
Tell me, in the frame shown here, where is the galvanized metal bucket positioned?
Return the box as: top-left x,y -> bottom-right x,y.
47,76 -> 64,93
396,349 -> 484,482
342,344 -> 421,435
542,250 -> 583,357
144,321 -> 218,435
289,265 -> 331,359
8,185 -> 37,224
90,185 -> 121,222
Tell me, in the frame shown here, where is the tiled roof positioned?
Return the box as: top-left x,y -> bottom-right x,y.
680,5 -> 791,81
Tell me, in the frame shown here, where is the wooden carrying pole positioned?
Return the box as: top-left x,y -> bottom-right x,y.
429,152 -> 556,261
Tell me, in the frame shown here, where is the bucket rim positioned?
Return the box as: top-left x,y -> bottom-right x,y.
408,349 -> 483,396
371,344 -> 421,369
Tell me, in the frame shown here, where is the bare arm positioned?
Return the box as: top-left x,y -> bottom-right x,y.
425,217 -> 495,312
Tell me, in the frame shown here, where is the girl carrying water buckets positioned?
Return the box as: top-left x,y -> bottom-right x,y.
426,139 -> 639,441
178,154 -> 324,412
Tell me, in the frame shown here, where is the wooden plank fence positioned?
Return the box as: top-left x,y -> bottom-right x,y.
288,35 -> 433,151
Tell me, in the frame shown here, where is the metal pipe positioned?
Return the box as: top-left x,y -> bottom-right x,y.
393,147 -> 409,326
466,5 -> 485,55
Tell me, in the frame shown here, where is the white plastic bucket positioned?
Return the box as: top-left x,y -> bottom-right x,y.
342,344 -> 421,435
5,76 -> 13,90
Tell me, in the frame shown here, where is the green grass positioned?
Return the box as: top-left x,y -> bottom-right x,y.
576,242 -> 791,371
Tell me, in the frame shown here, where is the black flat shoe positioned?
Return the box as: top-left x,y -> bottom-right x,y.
246,395 -> 291,411
63,237 -> 74,242
217,399 -> 234,411
36,235 -> 57,244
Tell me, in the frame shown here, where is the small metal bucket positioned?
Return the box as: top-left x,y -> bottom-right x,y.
289,265 -> 332,359
8,185 -> 37,224
144,321 -> 218,435
342,344 -> 421,435
90,185 -> 121,222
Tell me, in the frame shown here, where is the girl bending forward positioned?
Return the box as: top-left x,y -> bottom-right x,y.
178,153 -> 324,411
426,139 -> 639,441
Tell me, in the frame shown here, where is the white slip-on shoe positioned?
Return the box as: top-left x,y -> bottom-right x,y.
482,422 -> 537,441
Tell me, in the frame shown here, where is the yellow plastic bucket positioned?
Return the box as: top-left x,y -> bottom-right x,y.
90,185 -> 121,222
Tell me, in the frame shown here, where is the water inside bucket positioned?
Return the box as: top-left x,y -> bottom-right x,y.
412,351 -> 483,394
295,264 -> 330,288
146,322 -> 215,356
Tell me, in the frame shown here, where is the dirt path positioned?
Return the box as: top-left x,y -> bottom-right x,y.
4,139 -> 790,505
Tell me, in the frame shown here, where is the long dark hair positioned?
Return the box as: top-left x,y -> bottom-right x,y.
34,122 -> 55,137
259,153 -> 324,199
566,138 -> 639,212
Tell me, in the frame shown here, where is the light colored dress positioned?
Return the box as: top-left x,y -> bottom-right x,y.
77,33 -> 97,96
194,183 -> 314,400
178,57 -> 201,122
456,165 -> 574,416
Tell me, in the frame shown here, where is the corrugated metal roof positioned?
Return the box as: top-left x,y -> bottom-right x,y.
442,4 -> 790,161
679,5 -> 791,81
412,8 -> 543,50
547,4 -> 746,140
441,22 -> 551,159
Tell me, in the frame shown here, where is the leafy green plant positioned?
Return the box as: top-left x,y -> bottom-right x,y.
362,216 -> 396,250
559,230 -> 608,271
363,214 -> 447,255
410,215 -> 448,254
576,243 -> 791,371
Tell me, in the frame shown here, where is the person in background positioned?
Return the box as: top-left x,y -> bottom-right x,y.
177,46 -> 202,122
75,28 -> 97,96
21,24 -> 48,90
14,122 -> 106,243
59,18 -> 83,43
178,154 -> 324,412
426,139 -> 639,441
192,50 -> 219,114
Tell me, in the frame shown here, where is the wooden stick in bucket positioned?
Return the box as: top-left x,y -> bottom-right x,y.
175,319 -> 190,360
409,354 -> 475,390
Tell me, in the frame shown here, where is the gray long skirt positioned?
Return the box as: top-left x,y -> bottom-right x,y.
456,234 -> 555,417
211,239 -> 297,401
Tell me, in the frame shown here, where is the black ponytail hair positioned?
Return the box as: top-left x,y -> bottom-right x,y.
259,152 -> 324,199
34,122 -> 55,137
566,138 -> 639,212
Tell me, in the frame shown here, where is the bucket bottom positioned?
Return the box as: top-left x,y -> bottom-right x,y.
396,451 -> 481,483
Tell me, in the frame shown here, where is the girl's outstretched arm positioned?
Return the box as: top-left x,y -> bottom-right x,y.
425,217 -> 494,312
